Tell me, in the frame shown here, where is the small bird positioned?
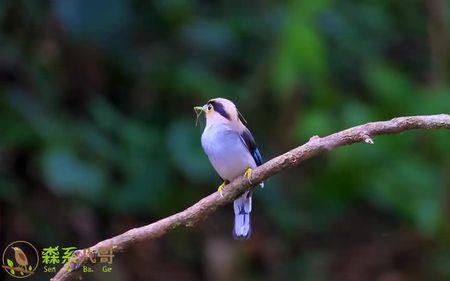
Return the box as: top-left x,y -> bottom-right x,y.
195,98 -> 263,240
12,246 -> 29,271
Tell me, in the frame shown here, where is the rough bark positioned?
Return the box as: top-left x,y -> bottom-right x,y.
52,114 -> 450,281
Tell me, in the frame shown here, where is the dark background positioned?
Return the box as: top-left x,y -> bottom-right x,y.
1,0 -> 449,280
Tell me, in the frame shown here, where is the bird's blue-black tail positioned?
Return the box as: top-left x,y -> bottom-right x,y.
233,191 -> 252,240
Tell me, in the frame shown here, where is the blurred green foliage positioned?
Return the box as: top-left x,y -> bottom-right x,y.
1,0 -> 449,280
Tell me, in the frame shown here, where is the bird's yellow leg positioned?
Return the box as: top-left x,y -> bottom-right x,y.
217,181 -> 228,197
244,167 -> 253,184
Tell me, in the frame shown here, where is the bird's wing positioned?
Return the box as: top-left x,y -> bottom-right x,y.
18,252 -> 28,264
239,127 -> 263,166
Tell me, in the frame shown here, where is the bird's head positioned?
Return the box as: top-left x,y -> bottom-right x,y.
194,98 -> 243,128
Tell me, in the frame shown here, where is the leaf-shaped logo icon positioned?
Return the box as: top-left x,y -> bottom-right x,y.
6,259 -> 15,275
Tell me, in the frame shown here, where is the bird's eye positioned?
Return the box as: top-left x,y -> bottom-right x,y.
207,104 -> 213,111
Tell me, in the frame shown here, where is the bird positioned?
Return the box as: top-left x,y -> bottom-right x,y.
11,246 -> 29,271
195,98 -> 263,240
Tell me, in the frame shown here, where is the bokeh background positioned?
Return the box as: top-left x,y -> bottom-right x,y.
1,0 -> 450,280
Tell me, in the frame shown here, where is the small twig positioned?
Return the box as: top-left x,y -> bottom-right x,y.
52,114 -> 450,281
1,265 -> 34,274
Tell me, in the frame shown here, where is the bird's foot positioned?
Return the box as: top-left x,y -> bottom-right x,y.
244,168 -> 253,185
217,181 -> 228,198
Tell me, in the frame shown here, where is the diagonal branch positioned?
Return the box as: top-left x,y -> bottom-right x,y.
52,114 -> 450,281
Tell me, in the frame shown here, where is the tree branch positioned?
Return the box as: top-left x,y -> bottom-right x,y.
52,114 -> 450,281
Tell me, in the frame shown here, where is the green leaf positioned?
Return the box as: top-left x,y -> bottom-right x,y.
7,258 -> 15,275
28,265 -> 32,271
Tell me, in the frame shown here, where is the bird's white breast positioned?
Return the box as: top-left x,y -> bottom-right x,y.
201,124 -> 256,181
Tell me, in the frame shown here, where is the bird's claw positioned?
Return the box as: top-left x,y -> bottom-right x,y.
244,168 -> 253,184
217,181 -> 226,198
